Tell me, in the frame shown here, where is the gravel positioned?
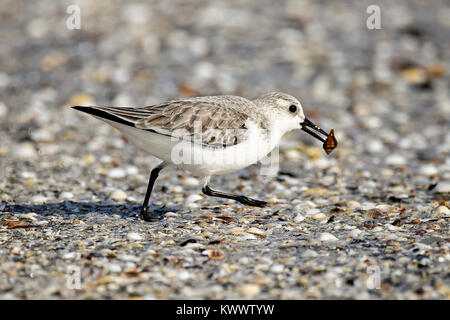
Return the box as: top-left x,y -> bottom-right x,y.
0,0 -> 449,299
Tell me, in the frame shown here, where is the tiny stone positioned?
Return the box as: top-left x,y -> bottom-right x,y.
63,252 -> 76,260
435,182 -> 450,194
110,190 -> 127,201
183,177 -> 199,186
367,209 -> 383,219
346,200 -> 360,208
375,204 -> 391,212
171,186 -> 183,193
248,227 -> 265,237
311,212 -> 327,220
14,143 -> 37,159
270,264 -> 284,273
18,213 -> 38,221
366,139 -> 384,153
418,165 -> 438,176
185,194 -> 203,204
31,195 -> 47,204
294,214 -> 305,222
0,102 -> 7,118
302,249 -> 319,258
238,256 -> 249,264
349,229 -> 362,237
59,192 -> 73,200
318,232 -> 338,242
177,270 -> 191,281
238,284 -> 261,298
165,211 -> 178,217
127,232 -> 143,241
242,234 -> 257,240
108,168 -> 126,179
432,206 -> 450,218
385,154 -> 406,166
126,166 -> 139,175
108,264 -> 122,273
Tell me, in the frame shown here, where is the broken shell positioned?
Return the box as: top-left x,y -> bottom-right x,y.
323,129 -> 338,154
207,249 -> 226,260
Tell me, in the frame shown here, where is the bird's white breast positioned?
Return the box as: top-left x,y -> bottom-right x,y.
99,116 -> 288,178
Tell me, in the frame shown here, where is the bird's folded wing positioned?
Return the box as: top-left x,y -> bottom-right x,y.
94,99 -> 251,148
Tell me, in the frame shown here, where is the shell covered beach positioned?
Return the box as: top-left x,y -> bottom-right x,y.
0,0 -> 449,299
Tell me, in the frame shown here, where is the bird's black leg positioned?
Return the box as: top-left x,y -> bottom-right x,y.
202,185 -> 267,207
140,162 -> 167,221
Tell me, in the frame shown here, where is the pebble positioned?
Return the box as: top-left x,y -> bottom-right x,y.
435,182 -> 450,193
247,227 -> 265,237
183,177 -> 200,186
31,128 -> 54,142
367,209 -> 383,219
108,168 -> 126,179
238,284 -> 261,298
171,186 -> 183,193
238,256 -> 249,264
294,214 -> 305,222
302,249 -> 319,258
110,190 -> 127,201
0,102 -> 7,118
431,206 -> 450,218
305,208 -> 320,217
18,213 -> 38,221
108,264 -> 122,273
60,192 -> 74,199
185,194 -> 203,204
270,264 -> 284,273
241,234 -> 257,241
366,139 -> 384,153
125,166 -> 139,175
63,252 -> 77,260
385,154 -> 407,166
126,232 -> 143,241
13,143 -> 37,159
418,165 -> 438,176
311,212 -> 327,220
318,233 -> 339,242
375,204 -> 391,212
346,200 -> 360,208
348,229 -> 362,237
31,195 -> 47,204
177,270 -> 191,281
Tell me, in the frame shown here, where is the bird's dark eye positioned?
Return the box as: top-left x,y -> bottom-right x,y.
289,105 -> 297,113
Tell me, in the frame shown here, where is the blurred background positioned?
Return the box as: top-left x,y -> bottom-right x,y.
0,0 -> 449,167
0,0 -> 449,300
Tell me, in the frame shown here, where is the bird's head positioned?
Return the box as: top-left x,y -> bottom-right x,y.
254,92 -> 333,149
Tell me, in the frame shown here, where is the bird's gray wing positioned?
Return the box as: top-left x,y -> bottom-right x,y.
92,97 -> 252,147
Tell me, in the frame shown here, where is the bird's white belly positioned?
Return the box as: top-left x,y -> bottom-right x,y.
101,118 -> 281,177
174,138 -> 274,176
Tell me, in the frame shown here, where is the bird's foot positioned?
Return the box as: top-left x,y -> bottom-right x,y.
139,207 -> 162,222
139,205 -> 174,222
237,196 -> 268,208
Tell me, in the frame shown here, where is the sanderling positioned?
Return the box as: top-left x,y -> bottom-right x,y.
73,92 -> 337,221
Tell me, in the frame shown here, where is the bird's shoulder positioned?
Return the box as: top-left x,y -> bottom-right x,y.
76,95 -> 267,147
134,95 -> 256,133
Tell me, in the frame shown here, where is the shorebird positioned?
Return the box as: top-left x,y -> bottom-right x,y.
73,92 -> 337,221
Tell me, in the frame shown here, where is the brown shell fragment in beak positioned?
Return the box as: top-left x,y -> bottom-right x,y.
323,129 -> 337,154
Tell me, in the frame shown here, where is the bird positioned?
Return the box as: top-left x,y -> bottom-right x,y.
72,92 -> 336,221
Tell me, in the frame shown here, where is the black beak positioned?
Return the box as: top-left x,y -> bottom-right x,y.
301,118 -> 329,143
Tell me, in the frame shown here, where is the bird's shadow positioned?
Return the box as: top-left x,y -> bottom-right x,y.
0,201 -> 178,220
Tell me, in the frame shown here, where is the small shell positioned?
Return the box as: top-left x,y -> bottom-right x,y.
323,129 -> 338,154
208,249 -> 226,260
